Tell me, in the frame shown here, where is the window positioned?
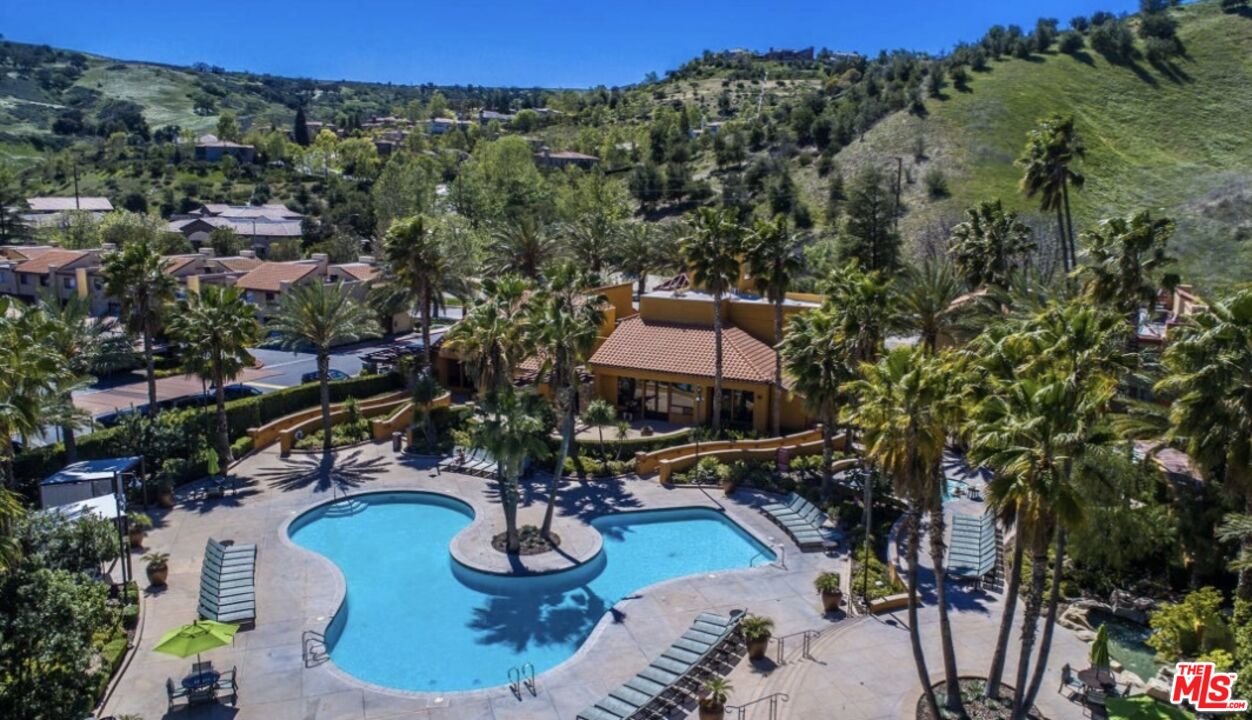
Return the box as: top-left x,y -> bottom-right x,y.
19,274 -> 29,285
266,292 -> 276,302
64,277 -> 75,289
719,388 -> 755,430
670,383 -> 697,417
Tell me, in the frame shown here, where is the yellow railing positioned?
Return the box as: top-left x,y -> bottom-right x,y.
246,391 -> 408,454
634,427 -> 853,484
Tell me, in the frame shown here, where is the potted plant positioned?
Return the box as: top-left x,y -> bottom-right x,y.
156,480 -> 175,509
698,677 -> 733,720
127,512 -> 153,549
740,614 -> 774,660
815,571 -> 843,613
143,551 -> 170,586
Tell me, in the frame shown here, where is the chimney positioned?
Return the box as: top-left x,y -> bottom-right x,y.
187,275 -> 201,294
311,253 -> 329,271
76,267 -> 89,299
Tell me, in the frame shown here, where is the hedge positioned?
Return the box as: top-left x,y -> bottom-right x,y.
13,372 -> 404,491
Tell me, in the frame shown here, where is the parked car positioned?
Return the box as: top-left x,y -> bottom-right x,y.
301,369 -> 350,384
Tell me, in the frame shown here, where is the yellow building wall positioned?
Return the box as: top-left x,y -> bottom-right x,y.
638,294 -> 725,326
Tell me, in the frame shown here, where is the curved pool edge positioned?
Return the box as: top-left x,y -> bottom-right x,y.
278,490 -> 785,701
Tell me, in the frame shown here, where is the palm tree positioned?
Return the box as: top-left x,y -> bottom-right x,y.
0,486 -> 24,574
102,237 -> 177,414
581,400 -> 617,460
531,262 -> 606,538
896,261 -> 968,353
0,297 -> 66,489
1019,115 -> 1084,272
1217,513 -> 1252,577
683,206 -> 744,433
473,388 -> 550,554
948,199 -> 1036,290
1079,210 -> 1177,327
410,371 -> 443,451
1158,289 -> 1252,601
384,214 -> 443,368
268,282 -> 380,453
745,214 -> 805,436
35,291 -> 132,462
610,221 -> 680,299
780,309 -> 851,496
843,347 -> 954,720
562,213 -> 620,276
445,276 -> 532,402
168,286 -> 261,464
486,217 -> 559,280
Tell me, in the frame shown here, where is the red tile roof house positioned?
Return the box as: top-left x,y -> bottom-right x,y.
0,245 -> 111,314
161,249 -> 262,296
230,255 -> 409,331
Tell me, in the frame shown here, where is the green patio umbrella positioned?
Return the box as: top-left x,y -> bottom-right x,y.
153,620 -> 238,667
1091,623 -> 1112,671
1105,695 -> 1194,720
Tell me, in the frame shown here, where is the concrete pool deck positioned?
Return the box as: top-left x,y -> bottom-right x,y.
103,440 -> 1090,720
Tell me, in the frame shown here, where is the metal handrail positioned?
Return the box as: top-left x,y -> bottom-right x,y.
301,630 -> 328,666
726,692 -> 789,720
508,662 -> 537,698
772,628 -> 824,665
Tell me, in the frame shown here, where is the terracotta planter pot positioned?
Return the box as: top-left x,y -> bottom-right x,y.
821,589 -> 843,613
128,527 -> 145,550
721,479 -> 737,497
146,563 -> 169,586
157,487 -> 175,509
698,704 -> 725,720
746,634 -> 770,660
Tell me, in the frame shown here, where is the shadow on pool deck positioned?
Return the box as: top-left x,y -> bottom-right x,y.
254,449 -> 389,493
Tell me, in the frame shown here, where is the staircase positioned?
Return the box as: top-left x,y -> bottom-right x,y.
321,498 -> 367,518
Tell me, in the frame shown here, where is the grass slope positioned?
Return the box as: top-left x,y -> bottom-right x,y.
829,1 -> 1252,292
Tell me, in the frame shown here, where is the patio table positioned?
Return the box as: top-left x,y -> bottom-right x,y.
182,670 -> 221,702
1077,667 -> 1115,690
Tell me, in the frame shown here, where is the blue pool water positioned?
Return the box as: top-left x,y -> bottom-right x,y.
288,492 -> 774,692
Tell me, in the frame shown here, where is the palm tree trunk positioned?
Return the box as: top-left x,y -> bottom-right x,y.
1061,181 -> 1077,273
712,292 -> 724,434
771,296 -> 783,437
986,533 -> 1024,700
820,418 -> 834,498
636,274 -> 647,300
1013,542 -> 1048,719
928,501 -> 965,717
1023,527 -> 1067,711
62,390 -> 78,463
501,467 -> 520,553
214,362 -> 230,464
319,351 -> 333,454
420,280 -> 432,369
907,504 -> 942,719
1055,205 -> 1070,273
143,323 -> 157,416
543,385 -> 574,538
1237,481 -> 1252,602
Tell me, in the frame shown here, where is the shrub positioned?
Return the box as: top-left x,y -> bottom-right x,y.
1147,587 -> 1234,661
851,550 -> 904,601
924,167 -> 949,199
230,435 -> 254,458
1058,30 -> 1086,54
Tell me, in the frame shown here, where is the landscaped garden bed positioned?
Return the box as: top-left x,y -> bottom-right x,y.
915,679 -> 1044,720
491,525 -> 561,555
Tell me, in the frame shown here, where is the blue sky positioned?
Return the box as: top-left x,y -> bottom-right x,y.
1,1 -> 1140,88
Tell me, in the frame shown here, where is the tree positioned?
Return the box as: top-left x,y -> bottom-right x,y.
268,282 -> 379,453
1079,210 -> 1176,326
293,106 -> 311,147
1159,289 -> 1252,601
0,165 -> 30,244
372,153 -> 438,235
410,371 -> 443,451
1019,114 -> 1084,273
843,347 -> 956,719
948,200 -> 1036,290
216,111 -> 241,142
101,234 -> 177,414
384,215 -> 443,368
745,214 -> 805,436
207,225 -> 243,257
781,308 -> 854,496
35,291 -> 132,462
0,298 -> 66,489
838,167 -> 901,273
531,263 -> 605,537
581,400 -> 617,460
168,286 -> 261,464
445,276 -> 532,402
683,207 -> 744,433
610,221 -> 680,299
53,210 -> 100,249
486,217 -> 559,280
895,261 -> 967,353
472,388 -> 550,554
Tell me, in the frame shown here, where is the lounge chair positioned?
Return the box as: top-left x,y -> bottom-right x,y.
213,666 -> 238,705
1059,663 -> 1085,698
759,493 -> 832,552
200,539 -> 256,624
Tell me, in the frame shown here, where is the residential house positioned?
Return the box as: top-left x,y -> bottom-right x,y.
479,110 -> 515,125
535,148 -> 600,170
0,245 -> 111,314
167,207 -> 303,258
161,249 -> 262,297
426,117 -> 472,135
194,134 -> 256,163
1137,284 -> 1209,346
232,255 -> 410,331
21,196 -> 113,230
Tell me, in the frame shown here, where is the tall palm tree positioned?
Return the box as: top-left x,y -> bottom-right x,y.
896,261 -> 968,353
610,221 -> 681,299
473,387 -> 550,554
947,199 -> 1036,290
486,217 -> 559,280
102,237 -> 177,415
1158,289 -> 1252,601
530,262 -> 606,538
268,282 -> 380,453
35,291 -> 133,462
0,486 -> 25,574
683,206 -> 744,433
168,286 -> 261,464
745,214 -> 805,436
562,213 -> 620,276
780,309 -> 851,496
445,276 -> 532,402
410,370 -> 443,451
843,347 -> 955,720
0,297 -> 66,489
1019,115 -> 1084,273
1079,210 -> 1177,327
384,214 -> 444,368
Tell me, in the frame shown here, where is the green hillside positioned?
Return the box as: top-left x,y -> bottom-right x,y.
827,1 -> 1252,292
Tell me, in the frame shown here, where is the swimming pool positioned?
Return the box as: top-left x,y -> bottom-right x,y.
288,492 -> 774,692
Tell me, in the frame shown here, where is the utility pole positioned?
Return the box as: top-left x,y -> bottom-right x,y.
890,156 -> 903,234
72,156 -> 81,210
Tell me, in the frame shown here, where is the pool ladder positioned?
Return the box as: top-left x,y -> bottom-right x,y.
508,662 -> 536,699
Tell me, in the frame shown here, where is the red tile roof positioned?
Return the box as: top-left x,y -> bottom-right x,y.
588,316 -> 777,384
15,248 -> 95,275
216,256 -> 262,273
330,263 -> 379,283
234,261 -> 320,292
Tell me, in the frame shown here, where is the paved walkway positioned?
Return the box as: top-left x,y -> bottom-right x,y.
103,441 -> 1090,720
